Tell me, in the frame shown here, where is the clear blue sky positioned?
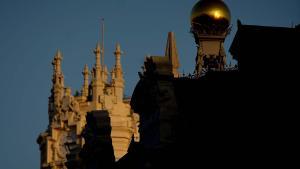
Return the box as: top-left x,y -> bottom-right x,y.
0,0 -> 299,169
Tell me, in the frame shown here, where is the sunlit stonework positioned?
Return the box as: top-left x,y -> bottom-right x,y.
37,40 -> 139,169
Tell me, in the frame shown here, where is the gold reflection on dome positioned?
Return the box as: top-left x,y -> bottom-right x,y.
191,0 -> 231,24
213,10 -> 221,19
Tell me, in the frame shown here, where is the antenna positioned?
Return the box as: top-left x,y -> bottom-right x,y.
101,18 -> 105,67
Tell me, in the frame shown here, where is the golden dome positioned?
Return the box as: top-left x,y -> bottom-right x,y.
191,0 -> 231,25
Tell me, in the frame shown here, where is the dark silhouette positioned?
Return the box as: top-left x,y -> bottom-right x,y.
67,21 -> 299,169
79,111 -> 115,169
114,21 -> 300,168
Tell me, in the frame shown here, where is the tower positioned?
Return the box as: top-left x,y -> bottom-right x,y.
190,0 -> 231,75
38,50 -> 83,169
37,23 -> 140,169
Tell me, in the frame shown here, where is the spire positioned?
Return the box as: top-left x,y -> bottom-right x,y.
114,43 -> 123,79
52,49 -> 64,86
101,18 -> 105,67
50,49 -> 65,112
165,32 -> 180,77
84,64 -> 89,73
91,43 -> 104,106
94,43 -> 101,68
52,49 -> 63,74
93,42 -> 103,84
113,43 -> 124,102
116,43 -> 121,53
81,64 -> 89,97
55,49 -> 63,59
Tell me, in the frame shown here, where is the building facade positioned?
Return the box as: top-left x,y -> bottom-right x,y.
37,41 -> 139,169
36,0 -> 300,168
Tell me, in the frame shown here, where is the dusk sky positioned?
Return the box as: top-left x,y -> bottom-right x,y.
0,0 -> 299,169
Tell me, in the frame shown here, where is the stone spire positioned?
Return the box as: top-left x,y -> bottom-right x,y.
114,43 -> 123,79
113,43 -> 124,102
165,32 -> 180,77
92,43 -> 104,108
93,42 -> 103,84
94,43 -> 102,70
81,64 -> 89,97
49,49 -> 65,121
52,49 -> 64,86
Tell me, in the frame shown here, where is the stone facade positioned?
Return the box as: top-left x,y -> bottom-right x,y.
37,41 -> 139,169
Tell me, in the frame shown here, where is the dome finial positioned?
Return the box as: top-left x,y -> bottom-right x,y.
191,0 -> 231,30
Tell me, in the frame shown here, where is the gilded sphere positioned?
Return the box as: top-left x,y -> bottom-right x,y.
191,0 -> 231,27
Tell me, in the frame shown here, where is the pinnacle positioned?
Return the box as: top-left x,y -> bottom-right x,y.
93,43 -> 101,54
84,64 -> 89,73
96,42 -> 101,51
55,49 -> 63,59
115,43 -> 122,55
165,32 -> 179,68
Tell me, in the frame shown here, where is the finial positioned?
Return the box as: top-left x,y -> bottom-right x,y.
52,49 -> 63,74
83,64 -> 89,74
114,43 -> 122,55
94,42 -> 101,54
55,49 -> 63,59
116,43 -> 121,52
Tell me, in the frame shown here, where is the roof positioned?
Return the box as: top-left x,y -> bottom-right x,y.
229,20 -> 300,74
230,20 -> 300,60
